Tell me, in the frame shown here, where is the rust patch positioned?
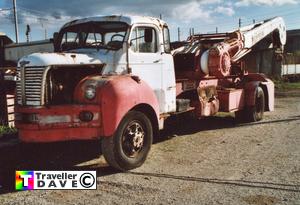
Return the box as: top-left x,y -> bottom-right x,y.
39,115 -> 71,124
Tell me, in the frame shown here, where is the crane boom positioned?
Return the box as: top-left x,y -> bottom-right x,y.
173,17 -> 287,78
241,17 -> 286,49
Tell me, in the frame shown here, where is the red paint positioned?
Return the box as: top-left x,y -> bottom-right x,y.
244,81 -> 260,107
218,89 -> 245,112
75,75 -> 160,137
208,46 -> 231,77
181,32 -> 244,78
96,75 -> 160,137
15,104 -> 102,142
243,74 -> 274,110
16,75 -> 160,142
19,127 -> 100,142
175,72 -> 274,116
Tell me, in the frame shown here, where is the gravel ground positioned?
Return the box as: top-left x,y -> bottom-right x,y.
0,96 -> 299,205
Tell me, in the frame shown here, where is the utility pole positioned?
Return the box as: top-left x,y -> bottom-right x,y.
159,14 -> 162,20
253,19 -> 256,24
39,17 -> 49,40
45,28 -> 47,39
13,0 -> 19,43
177,27 -> 180,41
216,27 -> 218,33
238,18 -> 241,28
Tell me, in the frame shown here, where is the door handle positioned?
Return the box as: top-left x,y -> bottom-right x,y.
167,86 -> 176,90
153,59 -> 161,63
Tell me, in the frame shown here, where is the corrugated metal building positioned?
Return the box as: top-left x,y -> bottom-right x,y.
243,29 -> 300,77
282,29 -> 300,76
0,33 -> 13,126
285,29 -> 300,54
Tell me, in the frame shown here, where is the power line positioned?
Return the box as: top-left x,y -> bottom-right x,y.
7,5 -> 300,27
243,7 -> 300,20
2,4 -> 300,42
18,6 -> 48,16
242,11 -> 300,25
177,8 -> 300,29
0,8 -> 12,12
173,6 -> 300,30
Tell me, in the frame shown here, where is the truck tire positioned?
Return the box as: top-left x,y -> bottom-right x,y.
236,86 -> 265,122
101,111 -> 153,171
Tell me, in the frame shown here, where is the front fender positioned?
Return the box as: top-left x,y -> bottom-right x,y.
100,76 -> 160,136
75,75 -> 160,137
244,81 -> 260,107
244,74 -> 274,111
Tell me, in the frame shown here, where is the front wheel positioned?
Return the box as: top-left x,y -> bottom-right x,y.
101,111 -> 153,170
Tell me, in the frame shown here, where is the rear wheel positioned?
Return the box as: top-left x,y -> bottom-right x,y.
101,111 -> 153,170
235,86 -> 265,122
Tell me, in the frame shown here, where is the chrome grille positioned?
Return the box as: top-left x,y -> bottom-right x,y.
16,67 -> 45,106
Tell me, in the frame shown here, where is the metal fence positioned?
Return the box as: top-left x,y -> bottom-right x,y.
284,53 -> 300,65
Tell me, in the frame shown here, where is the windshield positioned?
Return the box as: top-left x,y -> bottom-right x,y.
57,22 -> 128,51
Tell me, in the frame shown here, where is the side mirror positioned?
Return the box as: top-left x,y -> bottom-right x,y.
53,32 -> 59,51
144,28 -> 153,43
53,32 -> 59,44
129,40 -> 133,47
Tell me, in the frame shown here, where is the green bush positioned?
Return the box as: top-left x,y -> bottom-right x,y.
274,79 -> 300,90
0,126 -> 17,137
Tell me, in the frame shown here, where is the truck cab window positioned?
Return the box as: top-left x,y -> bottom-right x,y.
58,22 -> 128,51
86,33 -> 102,44
105,32 -> 126,49
163,27 -> 171,53
61,32 -> 80,50
130,27 -> 157,53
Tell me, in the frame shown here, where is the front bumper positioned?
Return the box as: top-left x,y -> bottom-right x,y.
15,104 -> 102,142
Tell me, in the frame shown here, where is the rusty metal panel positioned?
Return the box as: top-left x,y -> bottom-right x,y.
218,89 -> 245,112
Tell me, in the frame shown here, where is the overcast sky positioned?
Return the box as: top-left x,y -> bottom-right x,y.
0,0 -> 300,42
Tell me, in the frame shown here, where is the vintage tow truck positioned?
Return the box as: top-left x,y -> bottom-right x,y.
15,15 -> 286,170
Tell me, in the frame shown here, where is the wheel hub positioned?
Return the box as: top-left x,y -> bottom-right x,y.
122,121 -> 145,157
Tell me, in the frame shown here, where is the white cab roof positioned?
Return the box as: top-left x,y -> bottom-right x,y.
62,15 -> 167,29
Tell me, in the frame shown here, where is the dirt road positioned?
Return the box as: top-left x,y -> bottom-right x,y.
0,97 -> 299,205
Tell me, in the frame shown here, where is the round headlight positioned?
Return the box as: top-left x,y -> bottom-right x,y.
84,85 -> 96,100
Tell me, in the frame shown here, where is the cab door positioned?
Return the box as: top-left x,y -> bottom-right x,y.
161,26 -> 176,113
128,25 -> 176,114
128,25 -> 163,112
